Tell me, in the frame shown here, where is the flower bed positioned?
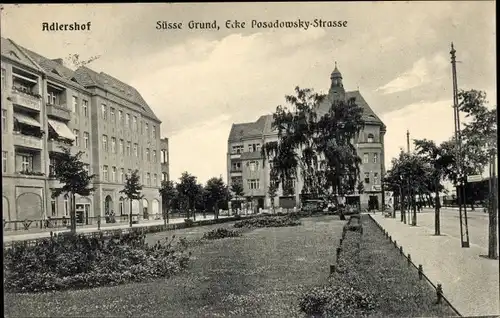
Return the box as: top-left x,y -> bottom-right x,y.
202,228 -> 242,240
298,215 -> 457,317
3,231 -> 190,293
233,215 -> 302,228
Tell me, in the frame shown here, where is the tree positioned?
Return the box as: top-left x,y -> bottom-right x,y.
119,170 -> 144,227
205,177 -> 229,219
458,89 -> 497,259
159,180 -> 177,225
51,146 -> 95,234
261,87 -> 365,210
414,139 -> 454,235
176,172 -> 199,221
230,181 -> 245,212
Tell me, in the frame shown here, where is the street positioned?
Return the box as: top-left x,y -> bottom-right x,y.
403,207 -> 499,255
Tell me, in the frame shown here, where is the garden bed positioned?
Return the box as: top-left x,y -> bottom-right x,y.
299,214 -> 458,317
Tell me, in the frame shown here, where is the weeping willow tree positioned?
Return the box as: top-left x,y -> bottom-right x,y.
261,87 -> 365,206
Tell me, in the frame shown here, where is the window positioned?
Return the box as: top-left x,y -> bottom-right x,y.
112,166 -> 117,182
2,151 -> 7,173
146,173 -> 151,185
231,161 -> 241,171
161,150 -> 167,163
51,199 -> 57,216
363,153 -> 369,164
1,68 -> 6,90
73,130 -> 79,147
126,141 -> 131,156
64,197 -> 69,216
110,107 -> 115,122
72,96 -> 78,113
232,145 -> 244,154
162,172 -> 168,181
120,168 -> 124,182
255,144 -> 261,152
21,154 -> 33,172
102,135 -> 108,151
367,133 -> 374,143
119,139 -> 124,154
373,153 -> 378,163
47,90 -> 56,105
111,137 -> 116,153
133,116 -> 137,131
101,104 -> 107,120
249,161 -> 259,171
145,123 -> 149,136
126,113 -> 130,127
82,100 -> 88,117
134,143 -> 138,157
153,174 -> 158,186
83,132 -> 89,149
103,165 -> 109,181
248,179 -> 260,190
364,172 -> 370,184
2,109 -> 6,132
49,157 -> 55,176
373,172 -> 379,185
152,126 -> 156,139
146,148 -> 150,161
118,110 -> 123,123
248,145 -> 253,152
152,150 -> 157,163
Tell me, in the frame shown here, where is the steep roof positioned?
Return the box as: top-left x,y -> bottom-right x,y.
22,48 -> 86,89
1,37 -> 43,72
316,90 -> 386,128
74,66 -> 161,122
228,114 -> 273,141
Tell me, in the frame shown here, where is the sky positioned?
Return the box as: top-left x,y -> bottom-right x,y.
1,2 -> 496,185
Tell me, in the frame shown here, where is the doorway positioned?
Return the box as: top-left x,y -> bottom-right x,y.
76,203 -> 90,225
368,195 -> 379,211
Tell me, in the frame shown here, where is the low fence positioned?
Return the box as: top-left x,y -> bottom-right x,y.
2,215 -> 251,250
367,214 -> 462,317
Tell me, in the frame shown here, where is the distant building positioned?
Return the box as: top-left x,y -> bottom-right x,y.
226,63 -> 386,211
1,37 -> 167,228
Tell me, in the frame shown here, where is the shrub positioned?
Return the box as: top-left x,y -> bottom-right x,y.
345,224 -> 362,233
202,228 -> 241,240
233,215 -> 301,228
3,231 -> 190,293
184,218 -> 194,227
299,284 -> 376,317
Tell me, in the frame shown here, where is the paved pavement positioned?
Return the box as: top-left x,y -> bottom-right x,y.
370,210 -> 500,317
3,214 -> 231,243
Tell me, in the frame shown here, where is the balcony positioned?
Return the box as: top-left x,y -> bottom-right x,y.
47,139 -> 71,153
13,132 -> 43,150
47,104 -> 71,121
9,90 -> 42,112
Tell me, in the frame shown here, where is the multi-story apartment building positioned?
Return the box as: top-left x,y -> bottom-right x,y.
227,64 -> 386,211
1,37 -> 166,226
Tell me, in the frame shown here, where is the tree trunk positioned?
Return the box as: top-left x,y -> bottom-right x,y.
488,155 -> 498,259
215,202 -> 219,220
435,177 -> 441,235
70,192 -> 77,234
411,186 -> 417,226
400,187 -> 405,223
129,199 -> 133,227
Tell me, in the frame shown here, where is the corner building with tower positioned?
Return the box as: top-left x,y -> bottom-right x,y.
226,63 -> 386,211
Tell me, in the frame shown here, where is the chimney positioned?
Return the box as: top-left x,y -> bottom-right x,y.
52,58 -> 64,65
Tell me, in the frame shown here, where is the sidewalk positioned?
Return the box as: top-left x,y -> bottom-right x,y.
370,212 -> 499,317
3,214 -> 230,243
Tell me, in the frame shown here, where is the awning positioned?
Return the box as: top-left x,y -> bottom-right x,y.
48,119 -> 75,140
13,113 -> 41,128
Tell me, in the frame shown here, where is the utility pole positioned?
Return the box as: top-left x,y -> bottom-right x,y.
407,130 -> 410,154
406,130 -> 416,225
450,42 -> 470,248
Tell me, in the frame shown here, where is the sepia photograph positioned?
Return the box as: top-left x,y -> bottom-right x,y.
1,2 -> 497,317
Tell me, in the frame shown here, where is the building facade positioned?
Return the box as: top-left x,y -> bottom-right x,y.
226,64 -> 386,211
1,37 -> 166,227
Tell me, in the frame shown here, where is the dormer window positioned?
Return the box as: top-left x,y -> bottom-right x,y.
367,133 -> 374,143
